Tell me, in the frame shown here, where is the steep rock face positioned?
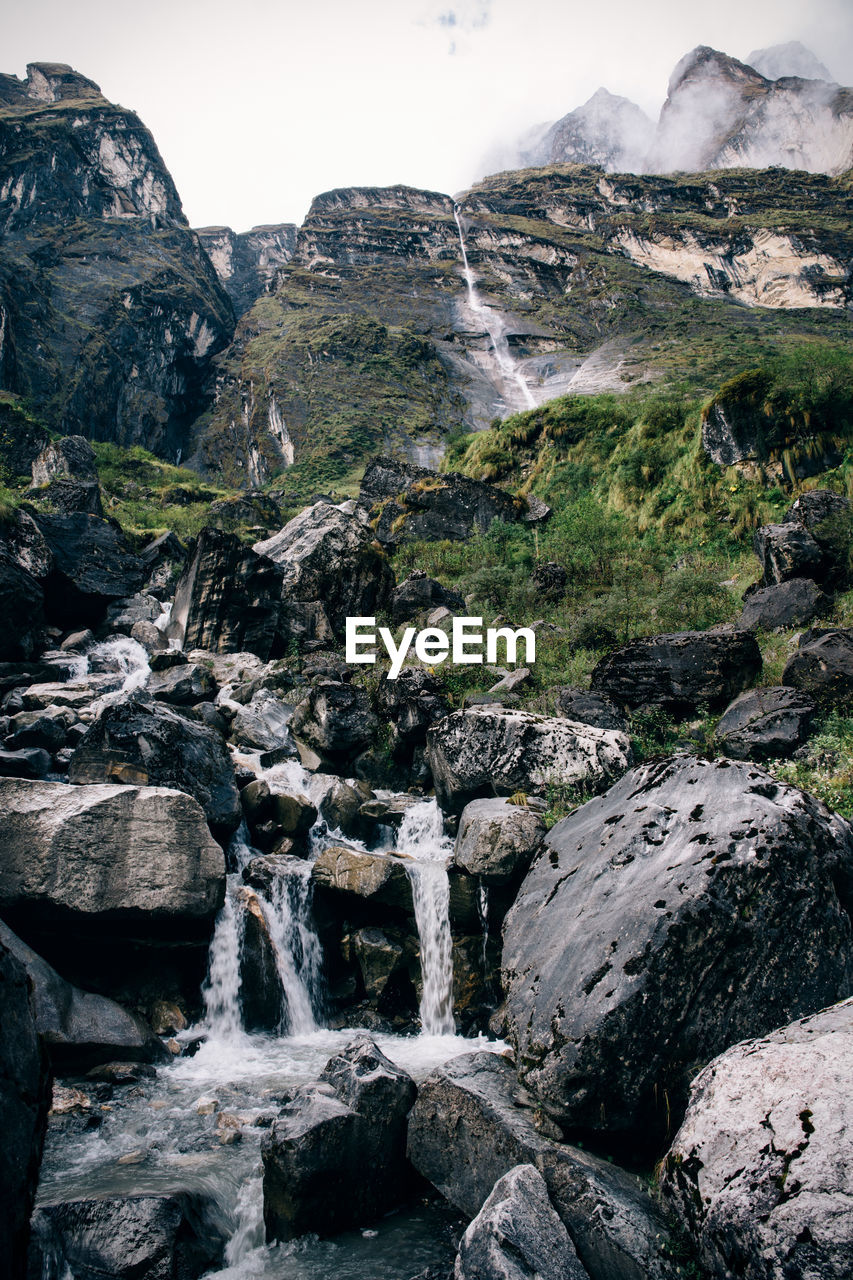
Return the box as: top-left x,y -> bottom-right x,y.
526,88 -> 655,172
0,63 -> 234,459
500,756 -> 853,1149
660,998 -> 853,1280
649,46 -> 853,176
360,455 -> 522,546
196,223 -> 297,315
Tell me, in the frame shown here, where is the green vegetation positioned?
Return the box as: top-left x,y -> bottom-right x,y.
93,443 -> 233,543
771,714 -> 853,818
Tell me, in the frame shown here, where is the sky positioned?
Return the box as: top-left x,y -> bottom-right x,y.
4,0 -> 853,232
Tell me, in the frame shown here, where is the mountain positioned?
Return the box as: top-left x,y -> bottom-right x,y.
0,62 -> 234,461
497,43 -> 853,178
195,223 -> 297,316
193,166 -> 852,492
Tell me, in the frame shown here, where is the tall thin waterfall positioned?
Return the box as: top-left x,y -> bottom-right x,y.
453,203 -> 536,412
399,800 -> 455,1035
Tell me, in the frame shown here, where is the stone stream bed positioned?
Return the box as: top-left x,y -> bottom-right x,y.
38,1028 -> 497,1279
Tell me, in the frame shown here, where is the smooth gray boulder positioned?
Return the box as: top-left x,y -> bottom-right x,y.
427,706 -> 631,815
0,920 -> 166,1070
455,798 -> 546,884
0,779 -> 225,937
407,1052 -> 680,1280
660,998 -> 853,1280
455,1164 -> 589,1280
738,578 -> 828,631
262,1036 -> 416,1240
590,630 -> 762,715
714,686 -> 816,760
782,628 -> 853,708
501,756 -> 853,1150
255,501 -> 394,637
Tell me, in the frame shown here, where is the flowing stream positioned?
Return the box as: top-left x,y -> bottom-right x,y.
453,203 -> 536,413
36,744 -> 501,1277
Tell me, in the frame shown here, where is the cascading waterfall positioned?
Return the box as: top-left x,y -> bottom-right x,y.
453,203 -> 536,412
258,866 -> 323,1034
86,635 -> 152,692
398,800 -> 456,1035
478,881 -> 490,982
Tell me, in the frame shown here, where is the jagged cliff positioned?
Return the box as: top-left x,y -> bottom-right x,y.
0,63 -> 234,461
508,43 -> 853,178
196,223 -> 297,316
193,167 -> 852,489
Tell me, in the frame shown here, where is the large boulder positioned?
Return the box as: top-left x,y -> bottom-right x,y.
426,706 -> 632,815
0,920 -> 166,1071
377,666 -> 449,750
359,456 -> 521,547
31,435 -> 98,486
782,628 -> 853,708
0,778 -> 225,940
0,507 -> 53,579
226,688 -> 295,753
28,1192 -> 228,1280
262,1036 -> 416,1240
753,523 -> 825,587
714,686 -> 816,760
69,693 -> 242,838
455,1164 -> 588,1280
254,501 -> 394,637
0,939 -> 49,1280
738,578 -> 828,632
590,630 -> 762,715
407,1052 -> 680,1280
290,682 -> 378,771
783,490 -> 852,587
167,528 -> 284,659
30,512 -> 144,626
454,798 -> 546,885
660,998 -> 853,1280
391,569 -> 466,624
554,688 -> 630,733
500,756 -> 853,1151
311,846 -> 414,914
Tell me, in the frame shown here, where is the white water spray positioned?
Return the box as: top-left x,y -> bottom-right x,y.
453,204 -> 536,412
258,867 -> 323,1035
399,800 -> 455,1035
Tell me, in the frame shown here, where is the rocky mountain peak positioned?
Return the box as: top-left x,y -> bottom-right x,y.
0,62 -> 104,108
537,87 -> 654,171
747,41 -> 834,83
665,45 -> 768,97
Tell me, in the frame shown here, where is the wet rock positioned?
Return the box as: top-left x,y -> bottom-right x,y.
407,1052 -> 679,1280
312,846 -> 414,914
590,629 -> 762,716
391,570 -> 466,625
138,530 -> 187,597
85,1061 -> 157,1084
167,528 -> 284,660
0,553 -> 45,661
738,577 -> 828,631
255,501 -> 394,638
147,662 -> 217,706
501,756 -> 853,1151
753,522 -> 825,587
129,619 -> 169,652
455,1163 -> 589,1280
782,627 -> 853,708
103,592 -> 162,632
242,854 -> 312,894
69,693 -> 242,838
0,919 -> 166,1070
28,1191 -> 228,1280
60,628 -> 94,653
377,666 -> 450,753
660,998 -> 853,1280
0,746 -> 51,778
0,938 -> 49,1280
554,688 -> 630,733
262,1035 -> 416,1240
235,886 -> 285,1033
360,457 -> 521,547
0,778 -> 225,939
30,512 -> 144,627
291,682 -> 378,770
226,688 -> 294,752
350,928 -> 405,1001
148,1001 -> 186,1036
455,798 -> 546,885
321,778 -> 371,839
427,706 -> 631,815
715,686 -> 816,760
240,779 -> 316,840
